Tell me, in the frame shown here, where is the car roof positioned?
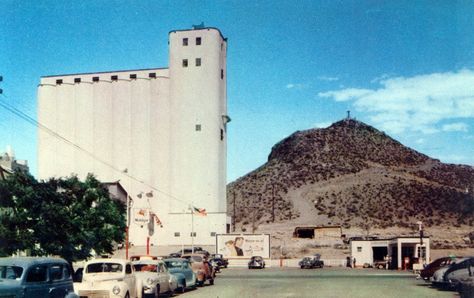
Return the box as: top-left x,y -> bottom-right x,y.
85,258 -> 129,265
0,257 -> 68,267
132,260 -> 164,265
163,258 -> 187,262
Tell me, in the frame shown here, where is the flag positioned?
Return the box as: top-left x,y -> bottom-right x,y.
138,209 -> 146,216
150,212 -> 163,227
192,206 -> 207,216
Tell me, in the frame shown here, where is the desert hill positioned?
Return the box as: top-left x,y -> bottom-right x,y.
227,118 -> 474,249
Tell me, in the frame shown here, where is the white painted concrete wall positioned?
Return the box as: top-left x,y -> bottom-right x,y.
37,27 -> 228,246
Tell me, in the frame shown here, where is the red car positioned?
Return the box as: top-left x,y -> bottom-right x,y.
419,256 -> 462,281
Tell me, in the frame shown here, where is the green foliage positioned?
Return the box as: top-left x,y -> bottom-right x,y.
0,171 -> 125,263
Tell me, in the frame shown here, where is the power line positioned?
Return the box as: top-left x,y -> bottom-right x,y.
0,92 -> 190,207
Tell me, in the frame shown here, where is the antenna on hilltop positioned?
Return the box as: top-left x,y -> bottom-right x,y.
346,110 -> 351,120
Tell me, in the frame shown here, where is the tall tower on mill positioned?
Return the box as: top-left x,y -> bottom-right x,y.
37,26 -> 229,247
168,28 -> 228,214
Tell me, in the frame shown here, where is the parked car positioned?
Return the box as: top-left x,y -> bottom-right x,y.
210,254 -> 228,269
130,255 -> 160,262
419,256 -> 462,281
444,257 -> 474,290
181,254 -> 215,286
0,257 -> 78,298
298,256 -> 324,269
132,259 -> 176,297
74,258 -> 139,298
163,258 -> 197,293
172,247 -> 208,257
431,257 -> 469,288
248,256 -> 266,269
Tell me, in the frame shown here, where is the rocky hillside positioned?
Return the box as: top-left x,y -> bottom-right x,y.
227,119 -> 474,234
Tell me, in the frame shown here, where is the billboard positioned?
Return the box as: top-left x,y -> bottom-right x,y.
216,234 -> 270,258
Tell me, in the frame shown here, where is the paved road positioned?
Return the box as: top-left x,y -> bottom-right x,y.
175,267 -> 457,298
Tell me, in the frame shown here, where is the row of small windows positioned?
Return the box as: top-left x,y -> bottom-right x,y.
174,232 -> 216,237
181,58 -> 224,80
55,73 -> 159,85
183,37 -> 201,46
182,58 -> 201,67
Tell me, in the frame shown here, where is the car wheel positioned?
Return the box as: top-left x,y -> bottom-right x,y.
181,281 -> 186,293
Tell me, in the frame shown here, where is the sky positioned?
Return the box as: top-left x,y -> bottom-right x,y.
1,0 -> 474,183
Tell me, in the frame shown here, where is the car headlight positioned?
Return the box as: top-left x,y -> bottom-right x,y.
146,277 -> 154,285
112,285 -> 121,295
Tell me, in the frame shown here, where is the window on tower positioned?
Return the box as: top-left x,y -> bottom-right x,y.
174,232 -> 180,237
183,38 -> 188,46
196,58 -> 201,67
196,37 -> 201,45
221,69 -> 224,79
182,59 -> 188,67
195,124 -> 201,131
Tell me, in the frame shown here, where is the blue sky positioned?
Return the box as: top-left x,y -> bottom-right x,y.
1,1 -> 474,182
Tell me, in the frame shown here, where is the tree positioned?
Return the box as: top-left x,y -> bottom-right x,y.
0,171 -> 125,263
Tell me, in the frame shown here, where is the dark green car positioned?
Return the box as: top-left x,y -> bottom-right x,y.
0,257 -> 78,298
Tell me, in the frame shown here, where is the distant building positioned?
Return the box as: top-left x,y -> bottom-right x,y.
350,236 -> 430,269
37,26 -> 230,247
0,146 -> 29,179
293,226 -> 342,239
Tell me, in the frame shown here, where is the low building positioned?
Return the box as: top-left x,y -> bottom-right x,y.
293,226 -> 342,239
0,146 -> 29,180
350,236 -> 430,269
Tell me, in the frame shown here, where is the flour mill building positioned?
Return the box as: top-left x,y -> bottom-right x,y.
37,26 -> 230,247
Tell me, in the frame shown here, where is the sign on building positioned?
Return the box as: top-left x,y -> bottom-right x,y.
216,234 -> 270,258
133,208 -> 150,225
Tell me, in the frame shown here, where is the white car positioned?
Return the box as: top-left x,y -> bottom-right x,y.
132,259 -> 177,297
74,258 -> 140,298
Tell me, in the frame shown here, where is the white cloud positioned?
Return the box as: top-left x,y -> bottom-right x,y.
442,122 -> 468,132
318,76 -> 339,82
286,83 -> 306,90
318,69 -> 474,134
318,88 -> 373,102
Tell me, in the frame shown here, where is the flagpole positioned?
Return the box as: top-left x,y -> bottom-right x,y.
191,204 -> 194,254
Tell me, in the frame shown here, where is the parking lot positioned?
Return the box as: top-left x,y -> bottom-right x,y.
178,267 -> 457,298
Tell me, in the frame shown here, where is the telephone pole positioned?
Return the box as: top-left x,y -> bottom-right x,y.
271,183 -> 275,222
232,191 -> 236,232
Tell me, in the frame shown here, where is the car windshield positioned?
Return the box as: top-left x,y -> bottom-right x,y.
165,261 -> 188,269
133,264 -> 157,272
86,263 -> 123,273
0,266 -> 23,279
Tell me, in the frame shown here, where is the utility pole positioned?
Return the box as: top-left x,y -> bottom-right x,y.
271,183 -> 275,223
232,191 -> 236,232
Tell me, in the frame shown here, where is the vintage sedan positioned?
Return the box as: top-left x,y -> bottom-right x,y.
444,257 -> 474,290
419,256 -> 462,281
74,258 -> 139,298
0,257 -> 78,298
248,256 -> 266,269
181,254 -> 215,286
299,256 -> 324,269
163,258 -> 197,293
132,259 -> 177,297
